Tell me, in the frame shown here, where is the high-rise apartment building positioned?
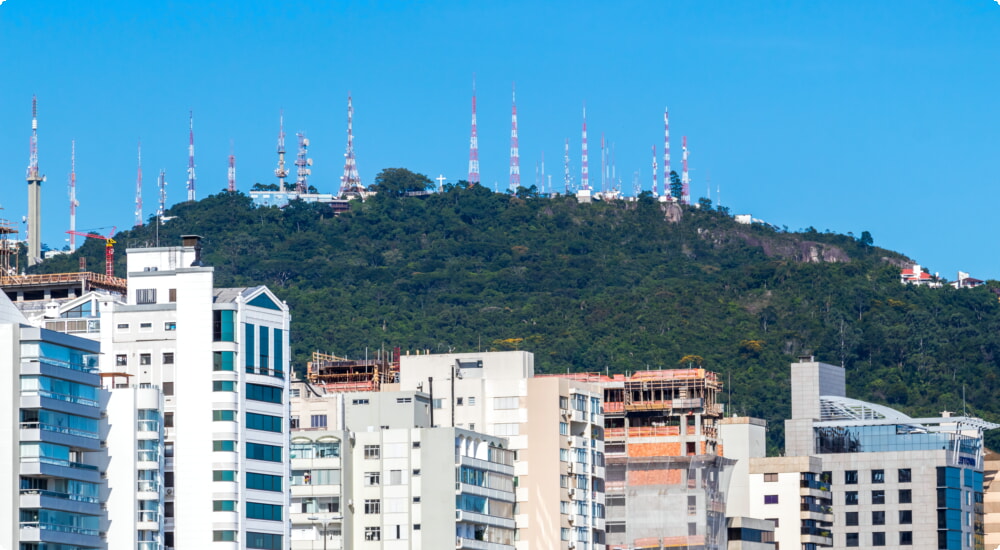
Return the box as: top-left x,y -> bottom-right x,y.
0,294 -> 107,550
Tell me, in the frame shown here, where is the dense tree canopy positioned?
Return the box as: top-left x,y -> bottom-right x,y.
35,180 -> 1000,453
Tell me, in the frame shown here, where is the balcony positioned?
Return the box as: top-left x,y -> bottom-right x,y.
20,457 -> 101,484
800,526 -> 832,546
800,502 -> 834,522
799,479 -> 831,498
457,537 -> 513,550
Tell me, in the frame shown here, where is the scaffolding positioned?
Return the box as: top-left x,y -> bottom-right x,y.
0,271 -> 127,295
0,217 -> 19,277
306,350 -> 399,392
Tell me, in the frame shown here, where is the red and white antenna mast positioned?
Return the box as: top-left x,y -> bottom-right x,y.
664,108 -> 672,199
227,141 -> 236,193
135,140 -> 143,227
581,105 -> 589,190
651,145 -> 658,197
681,135 -> 691,205
295,132 -> 312,194
26,95 -> 45,266
340,94 -> 362,196
275,110 -> 288,192
69,140 -> 78,249
186,111 -> 196,202
509,83 -> 520,191
468,76 -> 480,186
563,138 -> 571,193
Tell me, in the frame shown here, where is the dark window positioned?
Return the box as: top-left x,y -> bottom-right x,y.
247,412 -> 283,433
872,469 -> 885,483
115,354 -> 127,366
845,512 -> 858,526
872,511 -> 885,525
899,510 -> 912,524
162,352 -> 174,364
246,502 -> 283,522
168,288 -> 177,302
163,382 -> 174,396
311,414 -> 327,428
246,383 -> 282,404
164,412 -> 174,428
764,495 -> 778,504
140,354 -> 151,365
844,470 -> 858,484
900,531 -> 913,545
845,491 -> 858,505
898,468 -> 912,483
164,472 -> 174,487
246,472 -> 282,492
899,489 -> 912,504
246,532 -> 282,550
213,381 -> 236,392
212,310 -> 235,342
872,490 -> 885,504
136,288 -> 157,304
872,532 -> 885,546
845,533 -> 859,547
246,442 -> 282,462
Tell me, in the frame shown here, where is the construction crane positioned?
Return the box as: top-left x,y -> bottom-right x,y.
66,227 -> 116,277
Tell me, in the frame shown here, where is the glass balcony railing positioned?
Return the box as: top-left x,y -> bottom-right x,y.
19,488 -> 99,504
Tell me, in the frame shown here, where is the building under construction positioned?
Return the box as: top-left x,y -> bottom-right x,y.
305,349 -> 399,393
560,369 -> 734,550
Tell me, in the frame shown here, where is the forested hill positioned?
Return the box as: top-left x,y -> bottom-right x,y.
36,181 -> 1000,451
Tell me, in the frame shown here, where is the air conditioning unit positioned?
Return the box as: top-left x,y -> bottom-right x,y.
456,537 -> 464,548
568,488 -> 576,499
568,515 -> 575,525
165,487 -> 174,496
568,541 -> 576,549
455,510 -> 464,522
568,462 -> 576,474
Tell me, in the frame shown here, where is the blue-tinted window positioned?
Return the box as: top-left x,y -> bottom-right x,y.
246,502 -> 283,522
213,310 -> 235,342
245,323 -> 255,370
246,383 -> 282,404
246,532 -> 282,550
259,326 -> 269,370
212,381 -> 236,392
274,329 -> 284,375
247,442 -> 282,462
213,351 -> 234,371
247,413 -> 282,433
246,472 -> 282,492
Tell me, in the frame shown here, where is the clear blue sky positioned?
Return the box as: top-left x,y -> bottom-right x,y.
1,1 -> 999,278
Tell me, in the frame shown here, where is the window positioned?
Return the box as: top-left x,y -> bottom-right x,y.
290,416 -> 299,429
763,495 -> 778,504
246,502 -> 283,522
168,288 -> 177,302
246,532 -> 282,550
245,322 -> 255,371
899,510 -> 912,524
495,396 -> 519,409
845,491 -> 858,505
899,489 -> 912,504
364,445 -> 380,459
764,473 -> 778,482
560,422 -> 569,436
364,527 -> 381,541
352,398 -> 369,405
872,469 -> 885,483
115,354 -> 127,366
246,442 -> 282,462
246,383 -> 282,403
140,322 -> 153,331
468,396 -> 476,405
213,410 -> 237,422
164,442 -> 174,457
213,380 -> 236,392
163,382 -> 173,395
164,412 -> 174,427
432,399 -> 443,409
162,352 -> 174,364
845,533 -> 859,547
844,470 -> 858,484
246,413 -> 283,433
494,423 -> 520,436
140,354 -> 151,365
364,499 -> 381,514
213,470 -> 237,482
766,518 -> 778,528
456,397 -> 464,406
164,321 -> 176,331
872,532 -> 885,546
413,469 -> 421,476
213,440 -> 237,452
872,490 -> 885,505
898,468 -> 912,483
117,323 -> 130,331
872,510 -> 885,525
845,512 -> 858,526
136,288 -> 157,304
213,500 -> 237,511
212,310 -> 235,342
900,531 -> 913,546
213,530 -> 236,542
213,351 -> 234,371
246,472 -> 282,492
365,472 -> 381,486
258,325 -> 269,371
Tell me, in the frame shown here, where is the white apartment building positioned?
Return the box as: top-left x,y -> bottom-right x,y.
17,235 -> 291,550
0,294 -> 107,550
289,386 -> 516,549
396,351 -> 607,550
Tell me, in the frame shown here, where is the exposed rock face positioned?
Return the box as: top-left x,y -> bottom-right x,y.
704,230 -> 852,263
663,203 -> 683,223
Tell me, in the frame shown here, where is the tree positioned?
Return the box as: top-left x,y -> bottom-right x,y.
698,197 -> 713,210
859,231 -> 874,247
669,171 -> 683,200
368,168 -> 433,197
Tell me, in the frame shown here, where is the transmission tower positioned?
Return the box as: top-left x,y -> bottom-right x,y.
681,135 -> 690,205
228,142 -> 236,193
135,141 -> 143,227
468,77 -> 480,186
339,95 -> 362,196
664,108 -> 672,200
26,96 -> 45,266
509,83 -> 520,191
563,138 -> 572,193
69,141 -> 78,249
581,105 -> 589,191
187,111 -> 196,202
275,111 -> 288,192
295,132 -> 312,194
651,145 -> 658,197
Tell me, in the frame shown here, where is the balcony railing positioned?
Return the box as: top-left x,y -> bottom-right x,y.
19,488 -> 99,503
19,521 -> 99,537
21,456 -> 99,471
800,503 -> 833,514
20,422 -> 99,440
20,389 -> 99,407
800,479 -> 831,492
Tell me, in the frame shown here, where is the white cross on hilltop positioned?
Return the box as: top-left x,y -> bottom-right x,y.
436,174 -> 446,192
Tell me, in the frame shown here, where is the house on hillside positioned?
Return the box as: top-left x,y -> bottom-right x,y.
950,271 -> 985,289
900,264 -> 943,287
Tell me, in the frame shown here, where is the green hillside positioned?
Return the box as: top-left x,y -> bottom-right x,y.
36,176 -> 1000,452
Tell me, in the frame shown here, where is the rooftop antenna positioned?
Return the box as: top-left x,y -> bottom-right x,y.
275,110 -> 288,191
134,140 -> 143,227
651,144 -> 658,197
563,138 -> 572,193
468,75 -> 479,187
26,95 -> 45,267
186,111 -> 196,202
340,94 -> 362,196
632,170 -> 640,197
69,140 -> 78,249
295,132 -> 312,194
681,135 -> 691,205
157,169 -> 167,217
509,82 -> 520,192
540,150 -> 545,194
227,140 -> 236,193
581,104 -> 589,190
664,108 -> 672,199
600,133 -> 607,193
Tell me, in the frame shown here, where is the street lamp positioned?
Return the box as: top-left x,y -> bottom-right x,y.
307,515 -> 341,550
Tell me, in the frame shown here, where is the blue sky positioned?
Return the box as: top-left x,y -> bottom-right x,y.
1,1 -> 999,278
